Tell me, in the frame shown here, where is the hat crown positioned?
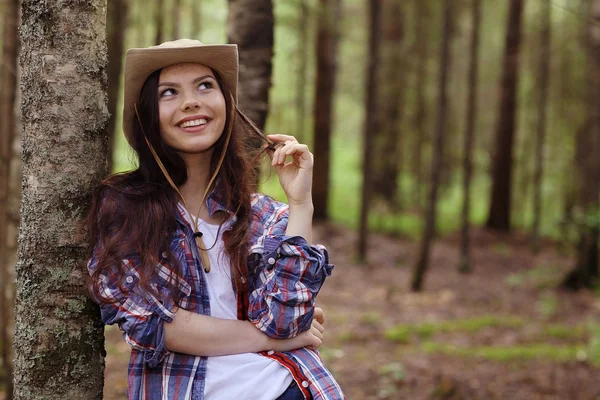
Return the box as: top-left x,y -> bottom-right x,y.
151,39 -> 206,49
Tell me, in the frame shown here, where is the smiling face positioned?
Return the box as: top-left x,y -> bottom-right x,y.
158,63 -> 227,158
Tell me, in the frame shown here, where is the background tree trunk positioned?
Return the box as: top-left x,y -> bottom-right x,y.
485,0 -> 525,231
107,0 -> 128,172
295,0 -> 310,142
411,0 -> 430,210
14,0 -> 109,398
459,0 -> 482,274
191,0 -> 202,39
227,0 -> 274,182
372,0 -> 405,207
227,0 -> 273,131
561,0 -> 600,290
155,0 -> 165,44
358,0 -> 382,262
0,0 -> 20,397
172,0 -> 181,39
312,0 -> 341,221
531,0 -> 551,253
411,0 -> 452,291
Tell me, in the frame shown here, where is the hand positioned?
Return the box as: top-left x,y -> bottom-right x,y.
268,309 -> 326,353
267,134 -> 314,207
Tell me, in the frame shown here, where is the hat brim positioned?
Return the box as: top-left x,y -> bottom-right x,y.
122,44 -> 238,146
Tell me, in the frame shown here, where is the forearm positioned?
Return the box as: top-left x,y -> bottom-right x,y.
285,202 -> 314,244
164,308 -> 270,356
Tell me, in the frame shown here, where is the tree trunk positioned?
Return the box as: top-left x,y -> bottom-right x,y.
172,0 -> 181,39
191,0 -> 202,39
295,0 -> 309,142
227,0 -> 273,131
458,0 -> 482,274
107,0 -> 128,171
312,0 -> 341,221
227,0 -> 274,182
412,0 -> 430,210
14,1 -> 109,398
372,0 -> 405,207
531,0 -> 551,253
411,0 -> 452,291
0,0 -> 20,397
155,0 -> 165,44
358,0 -> 382,262
485,0 -> 525,231
561,0 -> 600,290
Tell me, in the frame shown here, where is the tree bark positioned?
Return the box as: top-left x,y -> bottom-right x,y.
0,0 -> 20,397
372,0 -> 405,207
485,0 -> 525,231
227,0 -> 273,132
107,0 -> 128,171
312,0 -> 341,221
191,0 -> 202,39
172,0 -> 181,40
227,0 -> 274,182
561,0 -> 600,290
295,0 -> 310,142
358,0 -> 382,262
531,0 -> 551,253
14,1 -> 109,398
155,0 -> 165,44
411,0 -> 452,291
458,0 -> 482,274
412,0 -> 430,209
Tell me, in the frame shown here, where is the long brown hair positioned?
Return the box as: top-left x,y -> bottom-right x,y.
88,67 -> 271,307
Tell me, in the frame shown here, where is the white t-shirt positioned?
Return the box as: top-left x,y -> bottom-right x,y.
179,205 -> 293,399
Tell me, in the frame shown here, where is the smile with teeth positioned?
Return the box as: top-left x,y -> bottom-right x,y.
179,118 -> 209,128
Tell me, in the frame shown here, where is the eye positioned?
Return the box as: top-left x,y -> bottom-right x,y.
159,88 -> 176,97
198,80 -> 214,91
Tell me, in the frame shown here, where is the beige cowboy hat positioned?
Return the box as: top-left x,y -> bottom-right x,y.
122,39 -> 239,146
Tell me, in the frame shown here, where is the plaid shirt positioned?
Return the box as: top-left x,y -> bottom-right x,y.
88,189 -> 345,400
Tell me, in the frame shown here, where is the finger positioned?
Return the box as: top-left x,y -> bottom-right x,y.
271,147 -> 281,166
311,326 -> 324,342
284,143 -> 310,159
314,307 -> 325,325
311,320 -> 324,334
267,134 -> 298,144
277,141 -> 296,165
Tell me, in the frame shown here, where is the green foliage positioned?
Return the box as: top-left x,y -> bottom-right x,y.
505,264 -> 563,289
385,316 -> 525,343
535,291 -> 558,319
543,324 -> 587,340
421,342 -> 584,362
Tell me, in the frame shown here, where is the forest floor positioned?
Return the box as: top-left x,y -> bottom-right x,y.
97,224 -> 600,400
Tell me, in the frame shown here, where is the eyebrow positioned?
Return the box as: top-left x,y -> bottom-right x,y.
158,74 -> 215,88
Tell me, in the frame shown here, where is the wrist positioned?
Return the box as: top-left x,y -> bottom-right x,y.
288,200 -> 314,213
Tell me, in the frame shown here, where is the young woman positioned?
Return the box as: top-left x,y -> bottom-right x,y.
87,39 -> 344,400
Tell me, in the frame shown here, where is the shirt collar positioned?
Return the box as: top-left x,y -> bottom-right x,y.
174,177 -> 238,228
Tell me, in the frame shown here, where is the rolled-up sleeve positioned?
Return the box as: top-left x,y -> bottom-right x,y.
88,252 -> 175,368
248,198 -> 334,339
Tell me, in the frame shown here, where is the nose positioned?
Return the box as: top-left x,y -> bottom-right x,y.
180,92 -> 201,111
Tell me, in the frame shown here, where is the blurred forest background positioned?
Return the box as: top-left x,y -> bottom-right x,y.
1,0 -> 600,399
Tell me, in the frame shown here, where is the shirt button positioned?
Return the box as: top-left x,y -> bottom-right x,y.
267,257 -> 276,265
125,276 -> 134,284
267,350 -> 275,355
240,277 -> 246,284
301,381 -> 309,388
162,251 -> 168,258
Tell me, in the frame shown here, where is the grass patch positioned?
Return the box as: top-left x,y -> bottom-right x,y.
543,324 -> 587,340
385,315 -> 524,343
421,342 -> 585,362
505,264 -> 564,289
